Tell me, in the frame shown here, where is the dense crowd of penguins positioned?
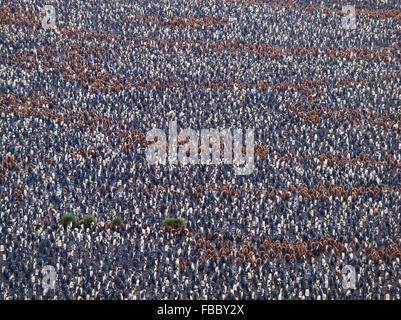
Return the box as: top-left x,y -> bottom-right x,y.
0,0 -> 400,300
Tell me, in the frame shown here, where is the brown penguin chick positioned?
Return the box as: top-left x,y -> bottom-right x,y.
269,250 -> 275,258
368,252 -> 376,262
43,215 -> 50,226
249,243 -> 256,252
284,253 -> 292,262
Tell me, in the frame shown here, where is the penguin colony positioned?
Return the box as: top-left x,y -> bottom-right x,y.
0,0 -> 400,300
